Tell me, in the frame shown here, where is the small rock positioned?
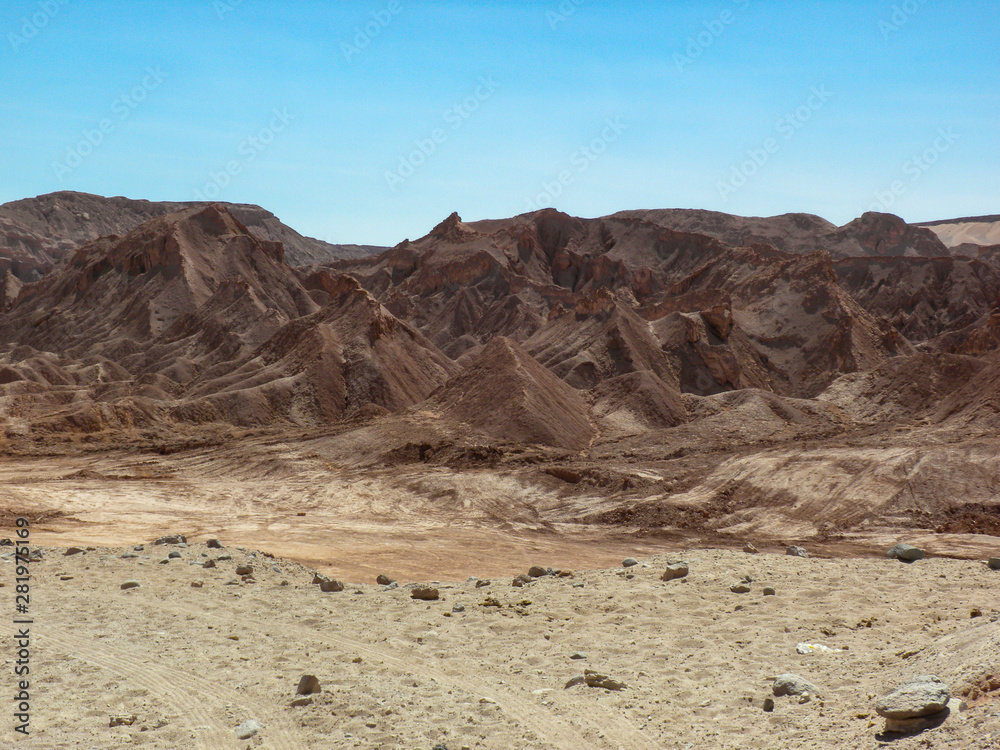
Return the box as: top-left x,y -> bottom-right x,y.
474,579 -> 491,588
528,565 -> 548,578
59,575 -> 74,581
452,604 -> 465,613
773,674 -> 821,697
235,564 -> 253,576
762,586 -> 776,596
512,574 -> 532,588
202,559 -> 216,569
319,579 -> 345,592
120,553 -> 139,559
168,550 -> 182,559
570,651 -> 587,660
290,697 -> 312,707
64,546 -> 86,556
786,545 -> 809,558
411,587 -> 440,601
887,543 -> 925,563
120,580 -> 141,590
730,582 -> 751,594
206,538 -> 223,549
154,534 -> 186,545
762,697 -> 775,712
376,574 -> 395,585
564,675 -> 588,689
622,557 -> 639,568
382,581 -> 398,591
296,674 -> 321,695
234,719 -> 262,740
572,582 -> 585,588
584,669 -> 626,690
883,712 -> 949,733
743,542 -> 759,553
988,558 -> 1000,570
158,558 -> 170,565
216,553 -> 232,561
875,675 -> 950,719
191,580 -> 204,588
133,545 -> 144,551
109,714 -> 137,727
661,562 -> 689,581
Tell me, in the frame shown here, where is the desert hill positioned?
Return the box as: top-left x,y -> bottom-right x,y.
0,190 -> 383,282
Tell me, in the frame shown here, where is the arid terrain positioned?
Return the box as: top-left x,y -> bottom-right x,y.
1,192 -> 999,748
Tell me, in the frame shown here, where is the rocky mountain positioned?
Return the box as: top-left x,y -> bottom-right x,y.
0,191 -> 383,282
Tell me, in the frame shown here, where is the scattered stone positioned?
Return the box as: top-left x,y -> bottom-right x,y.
190,580 -> 204,588
528,565 -> 548,578
120,580 -> 140,590
109,714 -> 137,727
216,554 -> 232,561
319,579 -> 345,593
382,581 -> 398,591
297,674 -> 321,695
887,543 -> 925,563
743,542 -> 758,553
475,579 -> 491,588
584,669 -> 626,690
59,575 -> 73,581
762,586 -> 776,596
235,564 -> 253,576
570,651 -> 587,660
875,675 -> 950,721
120,553 -> 139,559
970,608 -> 982,618
795,642 -> 842,654
452,604 -> 465,613
154,534 -> 186,545
988,558 -> 1000,570
206,538 -> 223,548
512,574 -> 532,588
564,675 -> 588,689
622,557 -> 639,568
661,562 -> 689,581
786,545 -> 809,558
290,697 -> 312,707
730,582 -> 751,594
762,697 -> 775,712
234,719 -> 262,740
133,545 -> 144,551
411,587 -> 440,601
168,550 -> 182,559
376,574 -> 395,585
202,559 -> 216,569
64,546 -> 85,556
158,558 -> 170,565
572,582 -> 585,588
773,674 -> 821,697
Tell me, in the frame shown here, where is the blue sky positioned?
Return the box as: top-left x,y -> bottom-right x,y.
2,0 -> 997,245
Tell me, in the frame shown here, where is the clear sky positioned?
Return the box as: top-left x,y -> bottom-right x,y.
2,0 -> 997,246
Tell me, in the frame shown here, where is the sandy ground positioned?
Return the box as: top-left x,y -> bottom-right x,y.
2,540 -> 1000,749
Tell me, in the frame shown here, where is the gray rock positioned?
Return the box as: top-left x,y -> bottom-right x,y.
157,558 -> 170,565
216,553 -> 232,561
512,574 -> 532,588
786,545 -> 809,558
206,539 -> 223,549
296,674 -> 321,695
875,675 -> 950,719
411,586 -> 439,601
773,673 -> 820,697
133,545 -> 144,551
527,565 -> 547,578
730,582 -> 751,594
235,564 -> 253,576
202,559 -> 216,569
570,651 -> 587,660
319,579 -> 344,592
120,580 -> 141,590
382,582 -> 398,591
64,546 -> 86,556
452,604 -> 465,613
120,553 -> 139,559
572,582 -> 585,588
661,562 -> 689,581
167,550 -> 182,559
887,543 -> 925,563
988,558 -> 1000,570
154,534 -> 186,545
762,586 -> 776,596
234,719 -> 262,739
622,557 -> 639,568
